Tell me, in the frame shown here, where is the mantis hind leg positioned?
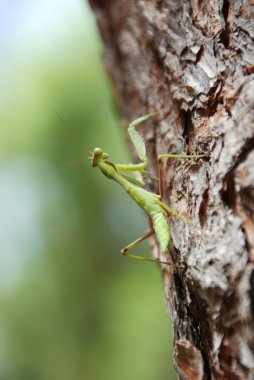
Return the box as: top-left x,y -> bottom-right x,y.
121,230 -> 181,267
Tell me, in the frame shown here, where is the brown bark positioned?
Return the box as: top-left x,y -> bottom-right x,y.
89,1 -> 254,379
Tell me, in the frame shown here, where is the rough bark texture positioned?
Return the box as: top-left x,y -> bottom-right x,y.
89,1 -> 254,379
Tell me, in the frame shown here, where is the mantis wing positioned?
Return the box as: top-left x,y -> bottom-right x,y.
151,212 -> 170,253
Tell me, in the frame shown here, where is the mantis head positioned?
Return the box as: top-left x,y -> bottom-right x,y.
91,148 -> 109,167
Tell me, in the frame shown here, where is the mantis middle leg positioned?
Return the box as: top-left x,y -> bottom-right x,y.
158,153 -> 208,199
157,153 -> 208,229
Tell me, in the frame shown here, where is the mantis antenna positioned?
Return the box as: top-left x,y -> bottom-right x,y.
52,106 -> 91,153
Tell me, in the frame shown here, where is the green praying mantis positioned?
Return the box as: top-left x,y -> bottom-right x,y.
90,113 -> 208,267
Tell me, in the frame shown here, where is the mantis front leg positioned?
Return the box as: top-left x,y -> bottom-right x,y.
114,113 -> 156,186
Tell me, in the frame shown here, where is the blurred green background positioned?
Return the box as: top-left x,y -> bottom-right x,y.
0,1 -> 176,379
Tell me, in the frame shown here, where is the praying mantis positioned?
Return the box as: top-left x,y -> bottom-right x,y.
91,113 -> 208,267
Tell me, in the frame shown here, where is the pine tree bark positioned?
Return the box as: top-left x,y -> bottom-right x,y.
89,1 -> 254,379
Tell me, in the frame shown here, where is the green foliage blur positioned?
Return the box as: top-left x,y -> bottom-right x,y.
0,1 -> 176,379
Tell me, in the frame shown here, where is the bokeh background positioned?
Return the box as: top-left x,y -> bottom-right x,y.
0,1 -> 176,379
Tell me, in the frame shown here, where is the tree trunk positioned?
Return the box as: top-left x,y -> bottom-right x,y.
89,1 -> 254,379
